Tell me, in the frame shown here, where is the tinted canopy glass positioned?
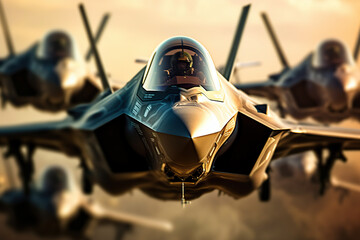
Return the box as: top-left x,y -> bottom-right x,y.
312,39 -> 354,69
143,36 -> 220,91
36,30 -> 81,61
40,166 -> 69,193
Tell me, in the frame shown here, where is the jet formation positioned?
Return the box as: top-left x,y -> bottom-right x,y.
0,3 -> 359,212
234,12 -> 360,124
0,4 -> 360,240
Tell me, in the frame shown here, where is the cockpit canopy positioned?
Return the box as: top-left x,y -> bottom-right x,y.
142,36 -> 220,92
36,30 -> 81,62
40,166 -> 69,193
312,39 -> 354,69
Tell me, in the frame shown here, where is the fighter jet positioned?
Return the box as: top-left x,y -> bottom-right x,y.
233,12 -> 360,123
1,4 -> 360,205
0,0 -> 110,111
271,152 -> 360,203
0,165 -> 173,240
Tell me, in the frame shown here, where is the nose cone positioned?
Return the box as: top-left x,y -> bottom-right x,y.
54,192 -> 79,218
326,65 -> 360,112
55,58 -> 83,89
157,131 -> 217,175
154,105 -> 220,174
326,76 -> 348,112
155,104 -> 221,138
44,75 -> 64,105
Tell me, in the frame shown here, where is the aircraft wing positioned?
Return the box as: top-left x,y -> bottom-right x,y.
70,76 -> 103,105
234,81 -> 279,101
331,177 -> 360,193
274,123 -> 360,159
0,58 -> 5,67
0,119 -> 81,156
84,199 -> 173,232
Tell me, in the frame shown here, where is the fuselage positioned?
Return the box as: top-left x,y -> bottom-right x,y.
266,38 -> 360,123
0,166 -> 107,238
0,187 -> 94,237
274,55 -> 360,123
0,32 -> 101,112
73,67 -> 284,201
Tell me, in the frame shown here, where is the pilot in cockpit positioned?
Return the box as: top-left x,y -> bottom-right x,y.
44,31 -> 72,62
312,39 -> 354,70
321,43 -> 345,67
167,51 -> 194,76
163,50 -> 206,87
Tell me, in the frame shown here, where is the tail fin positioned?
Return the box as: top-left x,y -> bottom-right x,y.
261,12 -> 289,69
79,4 -> 113,93
223,4 -> 251,81
0,0 -> 15,57
85,13 -> 110,61
354,25 -> 360,61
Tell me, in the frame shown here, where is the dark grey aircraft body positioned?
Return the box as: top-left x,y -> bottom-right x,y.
0,38 -> 103,111
271,152 -> 360,199
0,166 -> 172,240
1,4 -> 360,204
0,0 -> 109,111
2,34 -> 360,203
235,13 -> 360,124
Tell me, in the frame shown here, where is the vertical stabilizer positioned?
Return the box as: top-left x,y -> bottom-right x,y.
223,4 -> 251,81
85,13 -> 111,61
0,0 -> 15,57
261,13 -> 289,69
79,4 -> 113,93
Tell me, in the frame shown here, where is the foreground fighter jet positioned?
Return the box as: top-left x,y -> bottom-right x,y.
234,13 -> 360,123
0,165 -> 173,240
1,4 -> 360,205
0,0 -> 110,111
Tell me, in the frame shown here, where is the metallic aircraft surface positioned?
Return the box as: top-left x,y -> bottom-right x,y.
0,165 -> 173,240
2,4 -> 360,205
234,13 -> 360,124
0,0 -> 110,112
271,152 -> 360,202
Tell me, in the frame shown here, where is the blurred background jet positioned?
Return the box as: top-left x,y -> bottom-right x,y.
271,152 -> 360,203
234,12 -> 360,124
0,164 -> 172,240
0,0 -> 111,112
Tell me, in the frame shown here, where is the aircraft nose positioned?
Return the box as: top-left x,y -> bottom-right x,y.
55,58 -> 82,89
45,79 -> 65,105
327,65 -> 360,112
58,69 -> 79,89
155,104 -> 221,138
336,65 -> 360,92
154,105 -> 220,175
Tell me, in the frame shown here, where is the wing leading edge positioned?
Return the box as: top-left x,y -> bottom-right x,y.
274,123 -> 360,159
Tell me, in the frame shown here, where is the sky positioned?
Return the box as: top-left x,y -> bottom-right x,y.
0,0 -> 360,239
1,0 -> 359,83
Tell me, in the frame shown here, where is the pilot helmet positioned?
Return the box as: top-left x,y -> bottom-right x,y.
37,30 -> 74,62
171,51 -> 193,72
312,39 -> 354,69
41,166 -> 68,193
46,31 -> 72,60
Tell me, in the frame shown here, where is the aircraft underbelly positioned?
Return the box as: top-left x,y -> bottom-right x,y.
84,111 -> 278,200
